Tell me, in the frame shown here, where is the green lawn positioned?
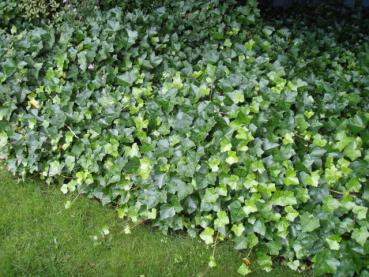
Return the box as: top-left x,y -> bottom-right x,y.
0,168 -> 309,277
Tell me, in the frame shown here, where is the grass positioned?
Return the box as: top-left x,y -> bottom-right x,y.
0,168 -> 310,277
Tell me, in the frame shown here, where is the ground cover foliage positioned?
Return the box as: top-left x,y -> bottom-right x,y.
1,0 -> 369,275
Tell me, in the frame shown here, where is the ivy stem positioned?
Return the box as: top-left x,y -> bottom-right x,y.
211,230 -> 232,258
65,124 -> 80,139
119,220 -> 147,235
246,247 -> 253,258
70,192 -> 81,204
56,192 -> 81,215
212,232 -> 219,257
329,189 -> 345,195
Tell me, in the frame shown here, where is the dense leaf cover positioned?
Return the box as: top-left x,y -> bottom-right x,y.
1,1 -> 369,275
0,0 -> 124,25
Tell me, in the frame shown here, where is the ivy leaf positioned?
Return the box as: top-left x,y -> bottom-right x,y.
208,255 -> 217,268
147,208 -> 157,220
127,29 -> 138,45
64,200 -> 72,209
49,160 -> 62,177
220,139 -> 232,152
243,200 -> 258,216
160,205 -> 176,220
253,220 -> 266,236
246,233 -> 259,248
208,157 -> 220,172
300,212 -> 320,233
0,132 -> 8,148
214,211 -> 230,228
117,70 -> 137,86
285,206 -> 299,222
228,90 -> 245,104
77,51 -> 87,71
256,249 -> 272,272
226,151 -> 238,165
301,171 -> 320,187
139,157 -> 152,180
124,226 -> 131,234
203,188 -> 219,203
295,114 -> 309,130
313,250 -> 340,275
272,191 -> 297,206
334,131 -> 353,152
60,184 -> 68,194
352,227 -> 369,246
326,235 -> 341,251
352,205 -> 368,220
173,112 -> 193,132
125,143 -> 141,158
348,114 -> 366,133
312,134 -> 327,147
237,263 -> 251,276
232,223 -> 245,237
343,141 -> 361,161
346,178 -> 361,193
284,175 -> 299,186
200,227 -> 214,245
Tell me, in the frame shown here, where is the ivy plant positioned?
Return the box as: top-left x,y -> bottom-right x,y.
1,0 -> 369,275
